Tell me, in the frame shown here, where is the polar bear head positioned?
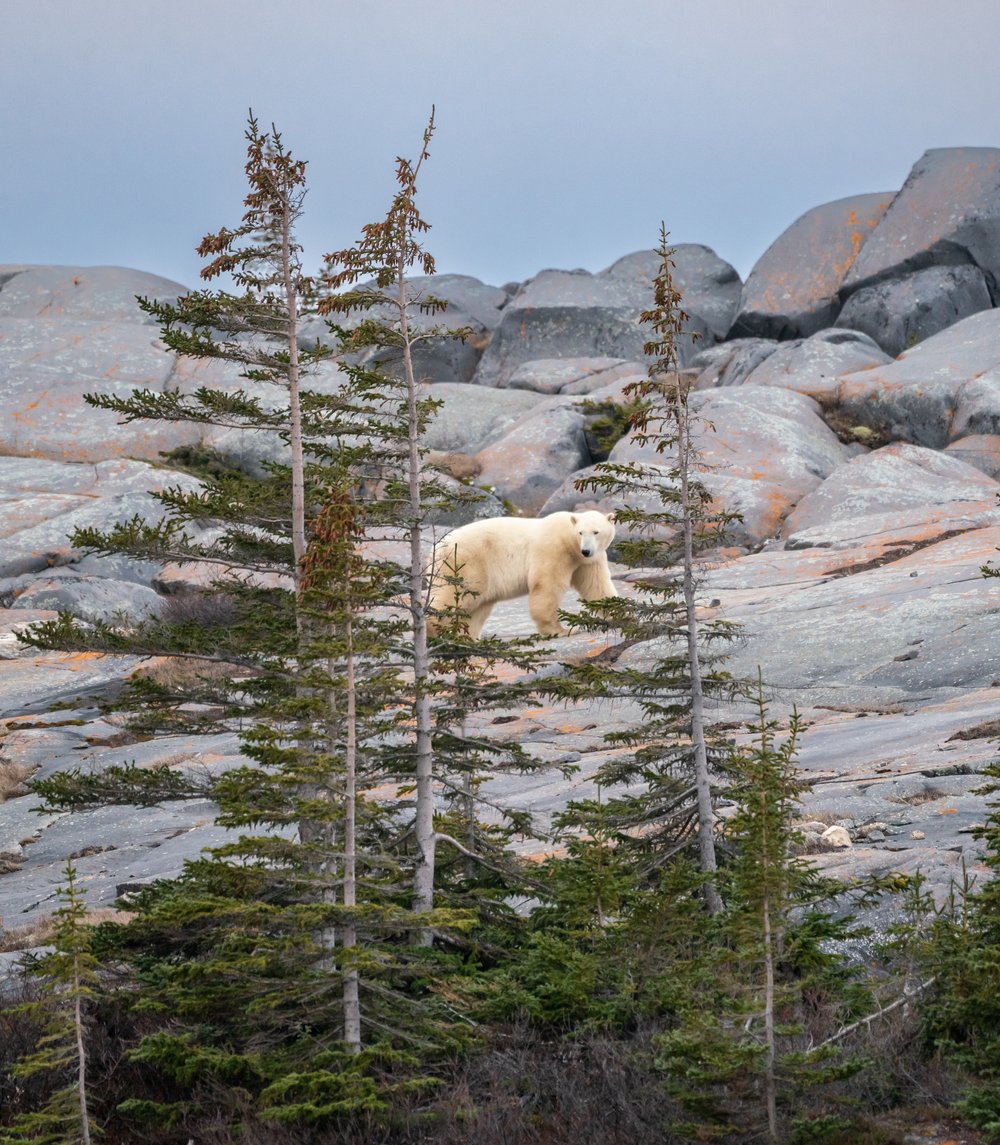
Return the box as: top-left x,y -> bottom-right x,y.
569,510 -> 616,559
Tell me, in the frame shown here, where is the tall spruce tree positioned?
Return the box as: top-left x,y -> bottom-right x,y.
318,110 -> 549,946
550,227 -> 737,911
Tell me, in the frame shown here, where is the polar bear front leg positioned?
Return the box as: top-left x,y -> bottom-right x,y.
466,602 -> 495,639
571,559 -> 617,602
528,576 -> 571,636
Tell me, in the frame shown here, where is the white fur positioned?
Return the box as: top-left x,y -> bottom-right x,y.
427,510 -> 617,637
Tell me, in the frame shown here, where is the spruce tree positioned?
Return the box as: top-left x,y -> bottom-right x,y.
550,227 -> 737,910
654,686 -> 873,1143
917,759 -> 1000,1136
318,110 -> 549,945
1,862 -> 98,1145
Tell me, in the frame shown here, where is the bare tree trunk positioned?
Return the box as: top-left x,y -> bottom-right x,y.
762,893 -> 778,1141
279,193 -> 306,586
397,258 -> 435,945
342,616 -> 362,1052
672,379 -> 722,915
73,960 -> 92,1145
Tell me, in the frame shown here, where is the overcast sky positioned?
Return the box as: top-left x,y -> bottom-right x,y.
4,0 -> 999,292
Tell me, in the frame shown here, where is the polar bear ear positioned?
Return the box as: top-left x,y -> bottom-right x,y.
569,514 -> 577,525
605,511 -> 617,524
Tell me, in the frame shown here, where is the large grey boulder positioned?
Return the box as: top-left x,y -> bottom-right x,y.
473,245 -> 740,388
743,329 -> 890,401
782,443 -> 1000,547
0,316 -> 204,462
688,338 -> 781,389
6,572 -> 164,624
418,382 -> 547,454
602,245 -> 741,341
300,274 -> 510,385
475,399 -> 590,514
835,264 -> 993,356
730,192 -> 894,340
837,309 -> 1000,448
842,147 -> 1000,302
505,357 -> 633,395
606,386 -> 851,547
0,265 -> 186,324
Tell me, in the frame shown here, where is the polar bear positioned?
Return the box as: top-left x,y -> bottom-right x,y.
427,510 -> 617,638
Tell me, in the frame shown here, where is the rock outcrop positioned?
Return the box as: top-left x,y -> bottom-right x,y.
3,142 -> 1000,932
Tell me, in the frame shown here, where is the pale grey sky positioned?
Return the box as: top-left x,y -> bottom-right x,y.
4,0 -> 999,290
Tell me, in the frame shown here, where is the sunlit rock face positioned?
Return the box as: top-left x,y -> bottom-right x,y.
729,192 -> 893,341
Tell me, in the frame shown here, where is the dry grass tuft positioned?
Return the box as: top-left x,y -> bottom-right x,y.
0,908 -> 135,953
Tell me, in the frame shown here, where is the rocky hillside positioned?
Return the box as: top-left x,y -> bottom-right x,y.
2,145 -> 1000,942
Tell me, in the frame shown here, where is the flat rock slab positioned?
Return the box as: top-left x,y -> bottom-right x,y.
0,652 -> 141,719
0,457 -> 204,578
842,147 -> 1000,300
944,434 -> 1000,479
703,525 -> 1000,706
0,608 -> 57,660
731,192 -> 894,340
837,309 -> 1000,448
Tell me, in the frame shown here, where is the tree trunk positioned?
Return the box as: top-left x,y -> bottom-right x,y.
279,191 -> 306,586
73,959 -> 92,1145
672,380 -> 722,915
398,258 -> 435,945
342,616 -> 362,1052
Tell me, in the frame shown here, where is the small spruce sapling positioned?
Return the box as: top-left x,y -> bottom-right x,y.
1,862 -> 98,1145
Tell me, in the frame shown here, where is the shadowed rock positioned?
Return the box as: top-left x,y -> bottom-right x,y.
473,245 -> 740,387
743,328 -> 889,401
835,264 -> 993,356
